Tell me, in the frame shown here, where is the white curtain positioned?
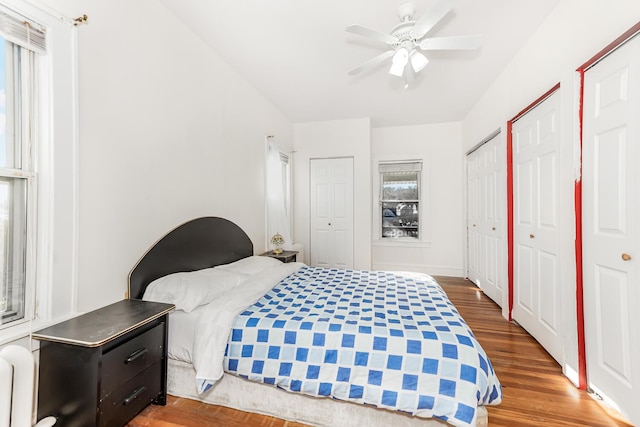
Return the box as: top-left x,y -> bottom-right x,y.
266,139 -> 292,250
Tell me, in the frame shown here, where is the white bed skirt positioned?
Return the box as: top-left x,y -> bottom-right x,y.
167,359 -> 488,427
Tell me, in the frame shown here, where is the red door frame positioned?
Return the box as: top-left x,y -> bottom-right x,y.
574,20 -> 640,391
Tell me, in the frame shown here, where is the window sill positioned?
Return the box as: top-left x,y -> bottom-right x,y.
372,239 -> 432,248
0,313 -> 81,347
0,321 -> 35,346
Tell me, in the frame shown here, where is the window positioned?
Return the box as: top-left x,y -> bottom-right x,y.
379,161 -> 421,239
0,5 -> 46,329
265,139 -> 292,249
0,2 -> 77,343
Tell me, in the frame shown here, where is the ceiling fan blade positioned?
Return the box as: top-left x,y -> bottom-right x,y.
348,50 -> 395,75
410,0 -> 455,39
419,35 -> 483,50
346,24 -> 397,45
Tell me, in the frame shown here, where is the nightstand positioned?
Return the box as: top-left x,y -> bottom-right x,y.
33,299 -> 174,427
260,250 -> 298,263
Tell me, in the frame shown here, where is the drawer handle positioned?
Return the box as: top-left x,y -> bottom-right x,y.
122,386 -> 147,406
125,348 -> 148,364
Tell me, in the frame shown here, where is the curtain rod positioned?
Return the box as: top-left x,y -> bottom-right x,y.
17,0 -> 88,27
74,14 -> 88,26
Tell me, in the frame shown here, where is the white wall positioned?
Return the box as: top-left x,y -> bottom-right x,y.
293,120 -> 464,277
461,0 -> 640,385
293,118 -> 371,270
41,0 -> 640,354
371,123 -> 464,277
46,0 -> 293,311
463,0 -> 640,149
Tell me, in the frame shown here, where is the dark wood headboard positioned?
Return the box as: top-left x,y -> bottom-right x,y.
128,217 -> 254,300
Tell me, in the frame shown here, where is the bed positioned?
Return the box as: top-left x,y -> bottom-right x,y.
128,217 -> 501,427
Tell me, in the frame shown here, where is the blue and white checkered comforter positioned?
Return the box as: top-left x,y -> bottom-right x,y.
223,267 -> 502,427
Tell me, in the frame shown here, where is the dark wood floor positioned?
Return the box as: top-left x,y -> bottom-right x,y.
128,276 -> 632,427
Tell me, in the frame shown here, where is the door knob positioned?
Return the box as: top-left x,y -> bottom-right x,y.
492,227 -> 496,231
621,253 -> 632,261
529,234 -> 535,239
328,223 -> 331,226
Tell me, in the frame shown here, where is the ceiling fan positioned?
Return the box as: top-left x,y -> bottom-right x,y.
346,0 -> 483,79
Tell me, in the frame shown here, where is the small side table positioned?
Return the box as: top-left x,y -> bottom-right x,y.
260,250 -> 298,263
33,299 -> 174,427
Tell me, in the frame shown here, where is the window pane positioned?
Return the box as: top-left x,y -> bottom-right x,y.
0,177 -> 27,324
381,201 -> 419,238
0,38 -> 6,167
379,163 -> 421,240
0,38 -> 21,169
382,171 -> 418,200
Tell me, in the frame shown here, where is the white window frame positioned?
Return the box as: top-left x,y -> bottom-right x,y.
372,156 -> 431,248
0,0 -> 78,346
0,9 -> 42,331
264,138 -> 292,251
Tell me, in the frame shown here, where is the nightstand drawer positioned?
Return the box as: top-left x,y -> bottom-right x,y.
99,361 -> 162,427
101,323 -> 164,398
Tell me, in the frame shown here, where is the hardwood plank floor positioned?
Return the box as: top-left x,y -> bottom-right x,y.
128,276 -> 632,427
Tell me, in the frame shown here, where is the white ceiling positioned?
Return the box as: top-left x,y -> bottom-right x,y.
158,0 -> 560,127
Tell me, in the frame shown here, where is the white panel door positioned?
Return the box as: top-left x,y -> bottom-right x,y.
310,158 -> 354,269
583,34 -> 640,426
467,150 -> 481,284
512,91 -> 563,363
467,133 -> 505,306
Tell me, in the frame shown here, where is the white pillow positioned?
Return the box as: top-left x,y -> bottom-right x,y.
215,255 -> 282,275
142,268 -> 245,312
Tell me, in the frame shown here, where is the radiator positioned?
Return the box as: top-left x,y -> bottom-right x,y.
0,346 -> 55,427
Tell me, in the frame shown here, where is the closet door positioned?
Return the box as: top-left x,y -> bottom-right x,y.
582,34 -> 640,426
512,90 -> 562,363
467,133 -> 505,306
467,150 -> 482,284
310,158 -> 354,269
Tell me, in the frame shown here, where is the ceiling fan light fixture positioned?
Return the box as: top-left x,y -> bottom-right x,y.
346,0 -> 483,80
389,47 -> 409,77
410,50 -> 429,73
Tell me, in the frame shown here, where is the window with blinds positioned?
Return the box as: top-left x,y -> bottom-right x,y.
379,161 -> 421,239
0,4 -> 45,328
0,6 -> 46,54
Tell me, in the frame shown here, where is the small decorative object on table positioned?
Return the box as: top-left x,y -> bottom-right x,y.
271,232 -> 284,254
